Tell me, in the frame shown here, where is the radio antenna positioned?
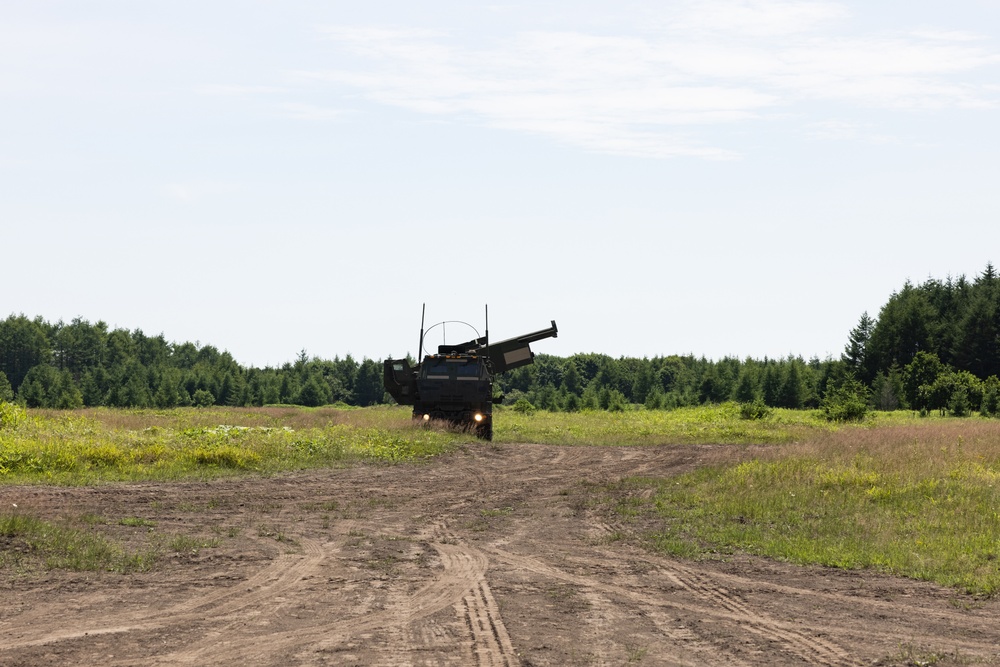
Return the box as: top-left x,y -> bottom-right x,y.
417,303 -> 426,359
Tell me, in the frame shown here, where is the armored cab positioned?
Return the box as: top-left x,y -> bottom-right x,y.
384,307 -> 558,441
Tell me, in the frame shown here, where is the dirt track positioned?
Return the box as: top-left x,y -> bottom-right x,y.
2,443 -> 999,666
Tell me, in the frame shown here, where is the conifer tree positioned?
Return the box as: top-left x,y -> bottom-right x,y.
0,370 -> 13,402
842,312 -> 874,383
734,369 -> 758,403
777,361 -> 805,409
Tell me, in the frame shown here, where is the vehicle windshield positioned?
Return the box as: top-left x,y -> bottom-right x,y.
456,363 -> 481,378
422,360 -> 451,377
421,358 -> 482,379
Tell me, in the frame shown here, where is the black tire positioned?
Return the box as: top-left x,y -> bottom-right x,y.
476,422 -> 493,441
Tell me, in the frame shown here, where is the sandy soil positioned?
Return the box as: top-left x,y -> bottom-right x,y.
2,442 -> 999,666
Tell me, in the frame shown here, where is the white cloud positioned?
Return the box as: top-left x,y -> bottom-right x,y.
306,2 -> 998,158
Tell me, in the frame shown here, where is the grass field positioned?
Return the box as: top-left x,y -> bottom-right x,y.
598,415 -> 1000,596
4,401 -> 1000,595
0,404 -> 462,484
0,401 -> 832,485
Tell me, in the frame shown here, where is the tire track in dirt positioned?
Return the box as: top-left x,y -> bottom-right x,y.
147,537 -> 331,665
7,443 -> 1000,666
429,521 -> 518,667
147,518 -> 516,666
146,520 -> 516,666
486,541 -> 858,666
0,537 -> 329,655
678,561 -> 1000,657
655,559 -> 854,667
167,537 -> 327,618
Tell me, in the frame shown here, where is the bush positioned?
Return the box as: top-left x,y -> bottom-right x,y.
644,389 -> 664,410
192,389 -> 215,408
512,398 -> 536,415
739,399 -> 771,421
981,377 -> 1000,417
949,386 -> 971,417
502,389 -> 526,407
822,378 -> 869,422
606,389 -> 628,412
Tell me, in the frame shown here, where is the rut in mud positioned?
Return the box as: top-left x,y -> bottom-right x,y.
2,443 -> 998,666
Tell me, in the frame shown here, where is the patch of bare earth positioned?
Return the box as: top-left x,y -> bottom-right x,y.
2,443 -> 998,666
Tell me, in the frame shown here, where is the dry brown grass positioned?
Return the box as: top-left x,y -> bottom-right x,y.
761,418 -> 1000,477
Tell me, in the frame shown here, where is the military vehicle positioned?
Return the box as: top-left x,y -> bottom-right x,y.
383,306 -> 558,441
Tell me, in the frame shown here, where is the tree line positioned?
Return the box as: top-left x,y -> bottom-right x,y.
840,262 -> 1000,417
1,263 -> 998,417
0,317 -> 383,409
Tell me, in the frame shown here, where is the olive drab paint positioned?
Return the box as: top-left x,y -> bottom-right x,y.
384,306 -> 558,441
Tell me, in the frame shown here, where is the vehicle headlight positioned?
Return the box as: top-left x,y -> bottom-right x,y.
474,413 -> 483,422
422,414 -> 431,421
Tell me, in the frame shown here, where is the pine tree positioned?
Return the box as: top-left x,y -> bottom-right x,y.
18,365 -> 60,408
353,359 -> 385,407
777,362 -> 804,409
734,369 -> 758,403
842,312 -> 874,383
0,315 -> 52,393
762,364 -> 781,407
0,370 -> 13,402
53,370 -> 83,409
297,374 -> 331,407
561,362 -> 582,395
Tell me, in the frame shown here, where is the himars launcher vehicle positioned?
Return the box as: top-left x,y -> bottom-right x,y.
383,306 -> 558,441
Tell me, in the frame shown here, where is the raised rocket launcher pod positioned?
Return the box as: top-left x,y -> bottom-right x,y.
384,306 -> 558,441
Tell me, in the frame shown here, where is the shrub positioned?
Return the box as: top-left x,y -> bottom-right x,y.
192,389 -> 215,408
644,389 -> 664,410
606,389 -> 628,412
822,377 -> 869,422
186,446 -> 260,469
981,377 -> 1000,417
949,386 -> 971,418
512,398 -> 536,415
739,399 -> 771,421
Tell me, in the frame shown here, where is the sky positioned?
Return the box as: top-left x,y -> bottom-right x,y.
3,1 -> 999,368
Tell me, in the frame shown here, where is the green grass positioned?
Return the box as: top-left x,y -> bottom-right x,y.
119,516 -> 156,527
495,402 -> 836,445
602,417 -> 1000,595
0,402 -> 848,485
0,402 -> 855,484
0,512 -> 156,572
0,405 -> 465,484
168,534 -> 221,552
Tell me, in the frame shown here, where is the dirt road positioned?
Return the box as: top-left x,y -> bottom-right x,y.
2,443 -> 998,666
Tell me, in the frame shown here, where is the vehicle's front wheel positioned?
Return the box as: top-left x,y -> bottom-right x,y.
476,422 -> 493,441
